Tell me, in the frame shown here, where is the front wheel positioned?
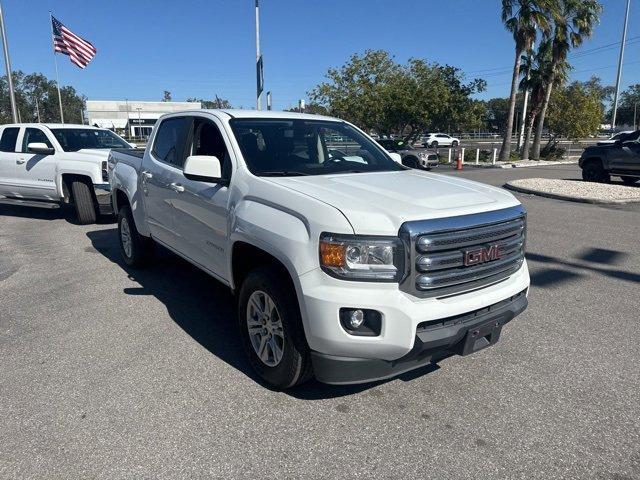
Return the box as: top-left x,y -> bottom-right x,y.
71,180 -> 97,224
582,161 -> 609,183
403,156 -> 419,169
117,204 -> 153,267
238,267 -> 313,389
621,176 -> 639,185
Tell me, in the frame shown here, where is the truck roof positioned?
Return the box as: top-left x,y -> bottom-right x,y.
1,123 -> 103,129
215,109 -> 338,122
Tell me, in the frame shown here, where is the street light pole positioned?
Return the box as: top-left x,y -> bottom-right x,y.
0,1 -> 18,123
255,0 -> 262,110
612,0 -> 631,131
634,101 -> 638,130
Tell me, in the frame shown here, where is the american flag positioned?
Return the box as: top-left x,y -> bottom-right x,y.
51,16 -> 97,69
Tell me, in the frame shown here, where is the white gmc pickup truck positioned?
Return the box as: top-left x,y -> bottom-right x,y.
0,123 -> 133,223
109,110 -> 529,389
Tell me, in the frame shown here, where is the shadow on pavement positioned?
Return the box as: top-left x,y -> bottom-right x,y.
0,202 -> 115,225
527,248 -> 640,289
86,228 -> 438,398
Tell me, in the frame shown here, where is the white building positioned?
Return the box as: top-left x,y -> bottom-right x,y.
86,100 -> 202,138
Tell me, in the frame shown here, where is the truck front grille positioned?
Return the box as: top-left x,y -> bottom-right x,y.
399,206 -> 526,298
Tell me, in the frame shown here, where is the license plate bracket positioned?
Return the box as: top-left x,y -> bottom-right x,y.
460,319 -> 503,356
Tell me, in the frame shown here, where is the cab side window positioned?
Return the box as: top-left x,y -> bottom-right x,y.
151,117 -> 192,168
190,118 -> 232,180
21,128 -> 53,153
0,127 -> 19,152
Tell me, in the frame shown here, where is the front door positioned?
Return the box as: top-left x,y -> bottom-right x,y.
609,142 -> 640,174
14,127 -> 58,199
140,116 -> 192,248
171,115 -> 232,280
0,127 -> 20,196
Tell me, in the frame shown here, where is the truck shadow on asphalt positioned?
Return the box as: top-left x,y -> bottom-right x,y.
86,228 -> 436,399
527,247 -> 639,289
0,203 -> 116,225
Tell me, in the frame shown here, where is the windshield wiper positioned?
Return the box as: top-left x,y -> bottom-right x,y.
259,171 -> 310,177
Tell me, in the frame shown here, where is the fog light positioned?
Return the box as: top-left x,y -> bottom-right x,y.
348,309 -> 364,329
339,308 -> 382,336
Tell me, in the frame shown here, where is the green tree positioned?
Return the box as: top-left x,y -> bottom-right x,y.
609,84 -> 640,127
0,70 -> 85,124
531,0 -> 602,159
308,50 -> 485,139
162,90 -> 172,102
499,0 -> 551,162
547,81 -> 603,142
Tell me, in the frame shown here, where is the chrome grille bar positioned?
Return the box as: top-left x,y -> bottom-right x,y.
399,205 -> 527,298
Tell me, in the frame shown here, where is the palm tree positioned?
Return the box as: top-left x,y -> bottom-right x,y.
498,0 -> 551,162
520,40 -> 569,160
530,0 -> 602,160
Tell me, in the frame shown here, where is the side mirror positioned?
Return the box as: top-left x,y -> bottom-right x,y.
28,142 -> 54,155
183,155 -> 224,183
388,152 -> 402,164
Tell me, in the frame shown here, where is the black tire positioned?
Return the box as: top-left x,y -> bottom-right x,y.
621,176 -> 639,185
117,204 -> 153,267
71,180 -> 97,224
451,140 -> 459,147
238,266 -> 313,389
430,141 -> 438,148
582,161 -> 609,183
403,156 -> 419,169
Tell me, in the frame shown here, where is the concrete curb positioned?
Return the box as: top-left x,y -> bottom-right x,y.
504,181 -> 640,205
464,159 -> 578,169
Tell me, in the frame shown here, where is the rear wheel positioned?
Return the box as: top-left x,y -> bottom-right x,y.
238,266 -> 313,389
430,141 -> 438,148
582,161 -> 609,183
621,176 -> 639,185
451,140 -> 459,147
71,180 -> 97,224
117,204 -> 153,267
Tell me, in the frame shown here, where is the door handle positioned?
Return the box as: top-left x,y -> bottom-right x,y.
16,159 -> 25,165
141,171 -> 153,179
170,182 -> 185,193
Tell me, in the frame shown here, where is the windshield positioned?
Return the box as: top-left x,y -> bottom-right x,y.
51,128 -> 130,152
229,119 -> 405,176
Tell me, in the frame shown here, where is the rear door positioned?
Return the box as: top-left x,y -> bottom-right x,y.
140,116 -> 192,248
0,126 -> 20,196
14,127 -> 58,199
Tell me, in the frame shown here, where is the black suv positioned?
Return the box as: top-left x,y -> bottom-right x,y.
376,139 -> 438,170
579,130 -> 640,184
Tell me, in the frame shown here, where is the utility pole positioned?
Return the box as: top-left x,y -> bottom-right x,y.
255,0 -> 262,110
266,91 -> 272,110
634,101 -> 638,130
612,0 -> 631,131
0,1 -> 18,123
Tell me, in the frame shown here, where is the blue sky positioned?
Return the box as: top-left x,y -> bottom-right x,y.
2,0 -> 638,110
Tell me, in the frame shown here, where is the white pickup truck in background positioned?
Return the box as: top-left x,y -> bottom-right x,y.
0,123 -> 133,223
109,109 -> 529,389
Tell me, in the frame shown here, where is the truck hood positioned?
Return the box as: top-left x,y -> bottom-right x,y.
266,170 -> 521,235
65,149 -> 111,162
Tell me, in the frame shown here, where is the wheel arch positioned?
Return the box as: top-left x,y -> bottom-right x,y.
61,173 -> 96,204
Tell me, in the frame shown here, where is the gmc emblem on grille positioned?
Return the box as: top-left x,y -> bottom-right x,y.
463,245 -> 503,266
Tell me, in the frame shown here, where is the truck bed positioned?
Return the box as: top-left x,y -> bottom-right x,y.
109,148 -> 145,171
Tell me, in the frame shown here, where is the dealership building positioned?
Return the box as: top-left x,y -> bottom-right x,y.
86,100 -> 202,138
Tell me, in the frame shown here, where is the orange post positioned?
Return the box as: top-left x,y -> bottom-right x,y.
455,151 -> 463,170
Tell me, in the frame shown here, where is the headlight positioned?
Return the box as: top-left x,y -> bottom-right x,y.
319,233 -> 405,282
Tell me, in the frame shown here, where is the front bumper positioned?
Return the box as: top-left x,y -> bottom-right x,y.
93,183 -> 113,215
311,289 -> 527,384
419,158 -> 439,168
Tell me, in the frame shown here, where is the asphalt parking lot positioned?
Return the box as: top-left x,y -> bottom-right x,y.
1,164 -> 639,479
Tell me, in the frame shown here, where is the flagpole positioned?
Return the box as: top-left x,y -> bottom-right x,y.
50,12 -> 64,124
0,1 -> 18,123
